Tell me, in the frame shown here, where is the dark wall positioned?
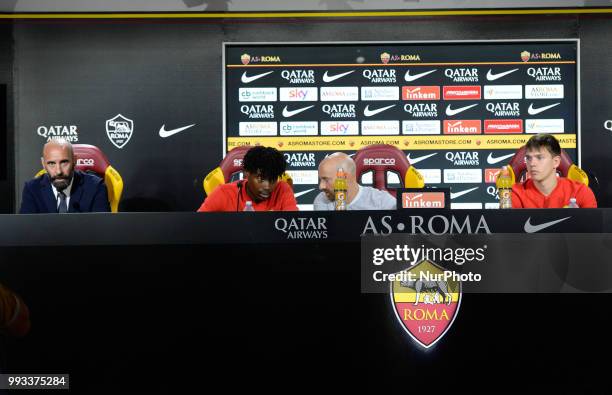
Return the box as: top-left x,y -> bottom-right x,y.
9,14 -> 612,210
0,23 -> 12,213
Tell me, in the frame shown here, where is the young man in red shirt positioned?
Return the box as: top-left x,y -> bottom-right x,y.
198,146 -> 298,212
512,134 -> 597,208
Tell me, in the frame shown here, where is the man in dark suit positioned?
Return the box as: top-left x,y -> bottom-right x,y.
19,139 -> 111,213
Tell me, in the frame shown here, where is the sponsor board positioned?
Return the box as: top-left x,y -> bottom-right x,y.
525,119 -> 564,134
284,152 -> 316,167
321,104 -> 356,118
485,102 -> 520,117
404,103 -> 438,118
443,86 -> 481,100
273,217 -> 328,240
361,86 -> 400,101
363,69 -> 397,83
320,86 -> 359,101
443,120 -> 481,135
239,122 -> 278,136
320,121 -> 359,136
484,203 -> 501,209
227,134 -> 575,151
241,104 -> 274,119
525,84 -> 564,99
280,69 -> 315,84
402,86 -> 440,100
362,121 -> 400,135
279,87 -> 318,102
239,87 -> 277,102
280,122 -> 318,136
402,120 -> 441,135
445,151 -> 479,166
444,169 -> 482,183
527,67 -> 562,82
483,85 -> 523,100
484,119 -> 523,134
444,68 -> 479,82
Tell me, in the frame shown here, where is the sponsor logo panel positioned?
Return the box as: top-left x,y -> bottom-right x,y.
106,114 -> 133,149
402,86 -> 440,100
361,86 -> 400,101
443,169 -> 483,183
445,151 -> 479,166
418,169 -> 442,184
484,168 -> 501,184
280,69 -> 315,84
402,120 -> 441,135
239,122 -> 278,136
485,102 -> 520,117
37,125 -> 79,142
320,121 -> 359,136
402,192 -> 446,209
361,121 -> 400,135
451,202 -> 483,209
280,122 -> 318,136
320,86 -> 359,102
444,68 -> 479,82
484,119 -> 523,134
363,69 -> 397,83
286,170 -> 319,185
525,84 -> 564,99
483,85 -> 523,100
279,87 -> 318,102
443,86 -> 481,100
443,120 -> 481,135
321,104 -> 356,118
240,104 -> 274,119
525,119 -> 565,134
404,103 -> 438,118
239,87 -> 277,102
527,67 -> 562,81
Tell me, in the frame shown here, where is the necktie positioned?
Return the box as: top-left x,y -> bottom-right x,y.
57,191 -> 68,213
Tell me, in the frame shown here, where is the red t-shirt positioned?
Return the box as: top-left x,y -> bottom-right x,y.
197,180 -> 298,212
512,177 -> 597,208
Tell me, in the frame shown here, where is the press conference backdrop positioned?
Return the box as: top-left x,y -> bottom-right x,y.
8,16 -> 612,211
225,41 -> 578,208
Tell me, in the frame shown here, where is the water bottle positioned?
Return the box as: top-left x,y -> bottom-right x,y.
568,198 -> 579,208
243,201 -> 255,212
496,166 -> 513,209
334,167 -> 347,211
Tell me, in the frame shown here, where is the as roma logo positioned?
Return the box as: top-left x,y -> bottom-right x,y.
241,53 -> 251,65
521,51 -> 531,62
390,260 -> 462,349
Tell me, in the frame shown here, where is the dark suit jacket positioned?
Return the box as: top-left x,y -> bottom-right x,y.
19,171 -> 111,214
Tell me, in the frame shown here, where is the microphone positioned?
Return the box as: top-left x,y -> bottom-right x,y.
237,180 -> 244,211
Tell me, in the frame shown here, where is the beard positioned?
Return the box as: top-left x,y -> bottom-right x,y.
51,175 -> 71,191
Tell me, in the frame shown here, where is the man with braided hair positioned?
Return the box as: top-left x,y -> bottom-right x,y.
198,146 -> 298,212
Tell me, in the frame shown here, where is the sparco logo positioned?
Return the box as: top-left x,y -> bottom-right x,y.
284,152 -> 315,167
362,215 -> 491,235
275,217 -> 328,239
486,102 -> 520,117
364,158 -> 395,166
106,114 -> 133,149
281,69 -> 315,84
76,158 -> 94,166
37,125 -> 79,142
240,104 -> 274,119
444,68 -> 479,82
403,103 -> 438,118
363,69 -> 397,83
322,104 -> 356,118
445,151 -> 479,166
527,67 -> 562,81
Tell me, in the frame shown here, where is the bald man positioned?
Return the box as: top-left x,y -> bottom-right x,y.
19,139 -> 110,213
314,152 -> 396,210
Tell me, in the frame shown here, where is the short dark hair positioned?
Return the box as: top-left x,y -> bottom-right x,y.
243,146 -> 286,182
525,134 -> 561,157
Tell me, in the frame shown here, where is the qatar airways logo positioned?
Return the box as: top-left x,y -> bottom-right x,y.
363,69 -> 397,83
444,68 -> 479,82
274,217 -> 328,239
281,69 -> 315,84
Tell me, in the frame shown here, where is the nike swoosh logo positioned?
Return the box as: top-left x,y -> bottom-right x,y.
404,69 -> 437,82
294,188 -> 316,198
159,124 -> 196,138
322,70 -> 354,83
527,102 -> 561,115
241,71 -> 274,84
524,216 -> 571,233
364,104 -> 395,117
445,103 -> 478,116
406,152 -> 437,164
282,105 -> 314,118
486,68 -> 518,81
450,187 -> 478,200
487,153 -> 515,165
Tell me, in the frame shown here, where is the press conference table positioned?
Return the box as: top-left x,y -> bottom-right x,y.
1,210 -> 611,392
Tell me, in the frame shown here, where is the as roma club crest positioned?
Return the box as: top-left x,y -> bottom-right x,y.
106,114 -> 133,149
390,260 -> 462,349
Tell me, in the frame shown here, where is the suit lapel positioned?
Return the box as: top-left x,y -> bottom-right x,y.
40,175 -> 58,213
69,171 -> 84,212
